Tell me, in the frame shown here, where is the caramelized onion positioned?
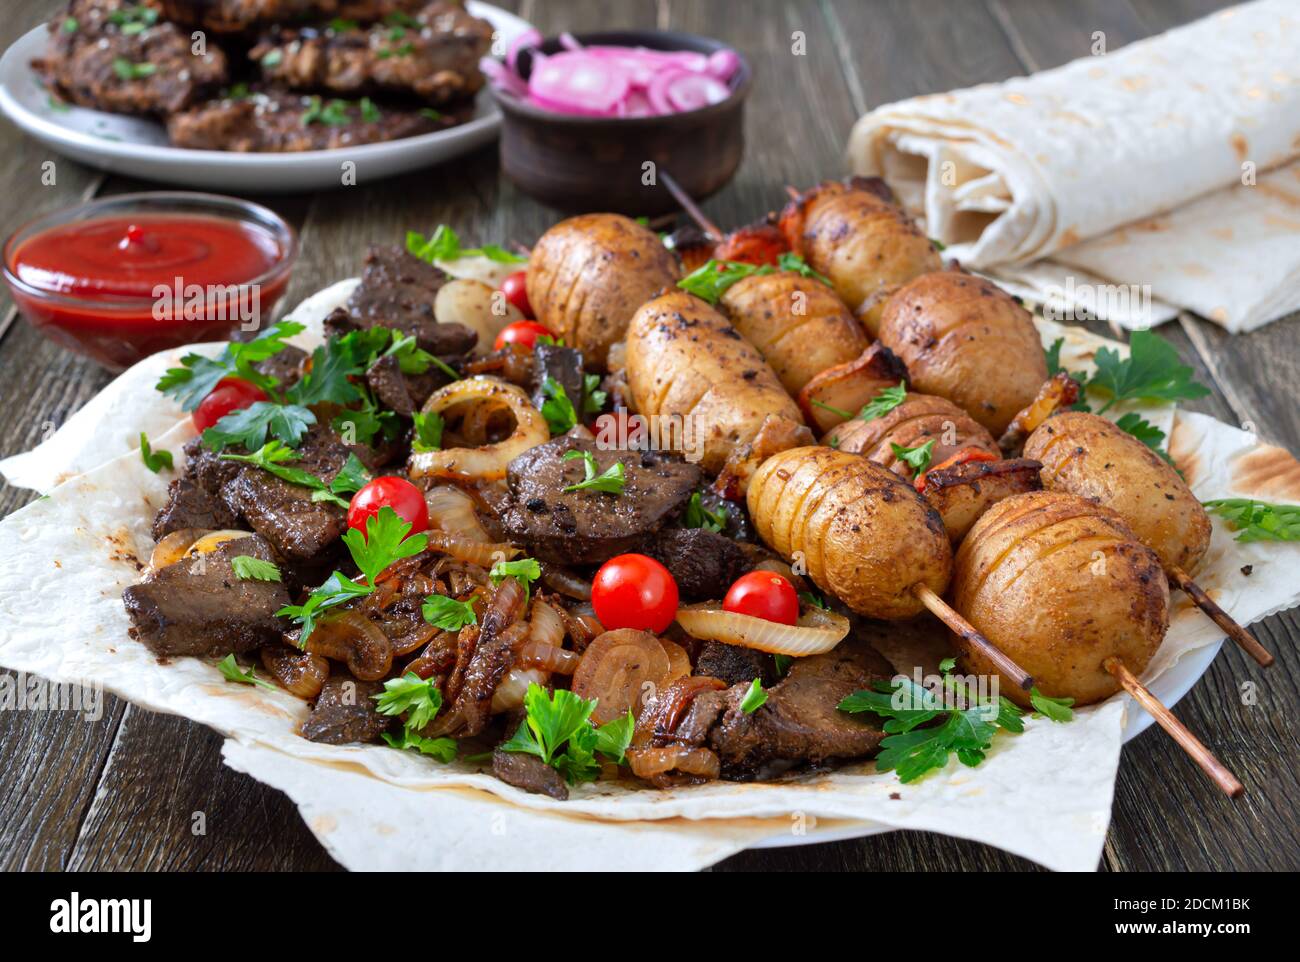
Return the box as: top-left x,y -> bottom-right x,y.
674,604 -> 849,656
260,645 -> 329,698
147,528 -> 252,573
571,629 -> 672,724
539,562 -> 593,601
409,377 -> 548,481
659,638 -> 692,683
304,610 -> 393,681
491,666 -> 548,712
517,641 -> 581,675
424,485 -> 492,542
528,598 -> 565,647
626,746 -> 720,780
424,530 -> 519,567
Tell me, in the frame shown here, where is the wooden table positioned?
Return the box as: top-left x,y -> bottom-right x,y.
1,0 -> 1295,872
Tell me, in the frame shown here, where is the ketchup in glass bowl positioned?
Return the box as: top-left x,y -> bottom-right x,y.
3,192 -> 297,371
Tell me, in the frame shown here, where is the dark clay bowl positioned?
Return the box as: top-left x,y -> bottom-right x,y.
494,30 -> 751,216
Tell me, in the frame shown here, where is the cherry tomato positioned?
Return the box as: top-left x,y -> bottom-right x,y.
347,476 -> 430,536
192,378 -> 269,432
592,553 -> 679,634
494,320 -> 553,352
723,571 -> 799,625
499,270 -> 533,318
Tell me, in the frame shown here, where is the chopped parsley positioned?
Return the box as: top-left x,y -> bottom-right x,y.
891,439 -> 935,475
739,679 -> 767,714
857,384 -> 908,421
156,320 -> 304,411
302,96 -> 352,126
359,97 -> 381,123
230,555 -> 282,582
539,376 -> 579,434
583,373 -> 607,415
1114,412 -> 1175,465
112,58 -> 157,80
139,433 -> 172,473
412,410 -> 445,453
217,653 -> 277,692
499,684 -> 634,784
1203,499 -> 1300,543
222,441 -> 369,508
405,225 -> 527,264
203,402 -> 316,452
561,449 -> 626,494
489,557 -> 542,602
683,491 -> 727,533
422,593 -> 478,631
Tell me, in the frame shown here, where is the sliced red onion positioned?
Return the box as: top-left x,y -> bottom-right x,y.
506,28 -> 542,71
707,48 -> 740,80
557,31 -> 583,52
529,51 -> 632,115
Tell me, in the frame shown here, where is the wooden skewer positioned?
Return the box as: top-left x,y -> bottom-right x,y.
660,170 -> 724,241
1166,565 -> 1273,668
1103,657 -> 1244,798
912,584 -> 1035,691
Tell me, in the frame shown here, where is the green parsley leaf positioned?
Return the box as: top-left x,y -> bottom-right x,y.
739,678 -> 768,714
683,491 -> 727,533
217,653 -> 277,692
891,439 -> 935,475
773,654 -> 793,677
593,711 -> 635,765
260,49 -> 283,67
1029,687 -> 1075,722
230,555 -> 281,582
422,593 -> 478,631
277,571 -> 372,644
374,672 -> 443,730
286,341 -> 364,407
63,16 -> 79,32
798,590 -> 826,609
203,402 -> 317,452
677,259 -> 774,305
155,320 -> 304,411
419,108 -> 443,121
385,10 -> 421,28
857,384 -> 907,421
811,398 -> 854,419
343,505 -> 428,586
930,237 -> 946,252
1089,330 -> 1211,413
220,440 -> 351,507
540,376 -> 579,435
327,17 -> 358,30
582,373 -> 607,414
383,331 -> 439,375
405,225 -> 526,264
1045,337 -> 1066,378
359,97 -> 381,123
561,449 -> 626,494
1114,412 -> 1175,465
500,685 -> 631,783
489,557 -> 541,602
1203,499 -> 1300,543
112,58 -> 157,80
776,252 -> 831,285
412,410 -> 444,453
382,728 -> 458,761
139,433 -> 173,473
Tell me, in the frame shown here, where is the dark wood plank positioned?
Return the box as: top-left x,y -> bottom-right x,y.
985,0 -> 1300,873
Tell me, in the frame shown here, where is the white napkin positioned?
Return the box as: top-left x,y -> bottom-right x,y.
848,0 -> 1300,332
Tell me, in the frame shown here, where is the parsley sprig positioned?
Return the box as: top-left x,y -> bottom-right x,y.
1204,499 -> 1300,542
683,491 -> 727,532
375,673 -> 458,760
891,439 -> 935,475
539,377 -> 579,434
156,320 -> 305,412
422,593 -> 478,631
221,441 -> 369,508
489,557 -> 541,603
231,556 -> 281,582
739,679 -> 767,714
277,507 -> 428,643
499,684 -> 635,784
405,225 -> 526,265
677,255 -> 831,305
1114,412 -> 1175,465
217,653 -> 277,692
139,433 -> 173,473
561,449 -> 625,494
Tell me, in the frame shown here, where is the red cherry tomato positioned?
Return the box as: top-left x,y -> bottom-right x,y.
500,270 -> 533,318
723,571 -> 799,625
494,320 -> 553,352
591,553 -> 679,634
347,477 -> 430,536
193,378 -> 269,432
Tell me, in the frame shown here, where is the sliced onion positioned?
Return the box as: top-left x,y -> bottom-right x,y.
707,49 -> 740,79
557,31 -> 583,51
492,667 -> 547,712
529,52 -> 631,115
659,637 -> 692,683
528,598 -> 565,648
571,628 -> 671,724
506,28 -> 542,71
539,562 -> 592,601
517,641 -> 581,675
657,69 -> 730,112
424,530 -> 518,567
304,610 -> 393,681
626,745 -> 720,780
149,528 -> 254,573
410,377 -> 548,482
260,646 -> 329,699
425,486 -> 491,542
674,604 -> 849,656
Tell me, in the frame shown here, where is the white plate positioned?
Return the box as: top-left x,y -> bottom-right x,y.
0,2 -> 531,192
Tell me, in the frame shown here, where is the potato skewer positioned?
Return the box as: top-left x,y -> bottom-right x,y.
747,447 -> 1035,691
954,490 -> 1243,797
1024,411 -> 1273,668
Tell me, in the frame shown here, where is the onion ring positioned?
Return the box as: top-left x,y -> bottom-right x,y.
304,610 -> 393,681
674,604 -> 849,656
409,377 -> 548,481
424,485 -> 493,542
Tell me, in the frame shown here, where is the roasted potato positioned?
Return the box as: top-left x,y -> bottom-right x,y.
797,342 -> 909,434
747,447 -> 950,619
953,491 -> 1169,707
717,271 -> 869,394
780,179 -> 941,335
922,457 -> 1043,543
824,393 -> 998,482
527,213 -> 680,370
625,291 -> 805,475
1024,411 -> 1211,572
879,271 -> 1047,435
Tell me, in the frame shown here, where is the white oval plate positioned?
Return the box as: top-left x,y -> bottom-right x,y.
0,2 -> 531,192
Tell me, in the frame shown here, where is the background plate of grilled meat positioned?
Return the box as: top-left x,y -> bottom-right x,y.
0,2 -> 533,192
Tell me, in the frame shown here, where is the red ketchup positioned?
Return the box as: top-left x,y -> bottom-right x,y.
6,214 -> 292,371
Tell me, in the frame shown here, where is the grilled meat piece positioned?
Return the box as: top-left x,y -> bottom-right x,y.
301,672 -> 394,744
251,2 -> 492,105
158,0 -> 423,34
364,352 -> 445,416
167,88 -> 465,151
123,535 -> 290,658
707,638 -> 892,776
151,476 -> 242,540
342,245 -> 477,355
640,527 -> 749,601
530,342 -> 585,416
499,436 -> 702,566
693,640 -> 776,688
492,748 -> 568,800
34,0 -> 228,116
220,423 -> 371,561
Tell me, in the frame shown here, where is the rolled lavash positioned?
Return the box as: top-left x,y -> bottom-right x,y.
847,0 -> 1300,332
